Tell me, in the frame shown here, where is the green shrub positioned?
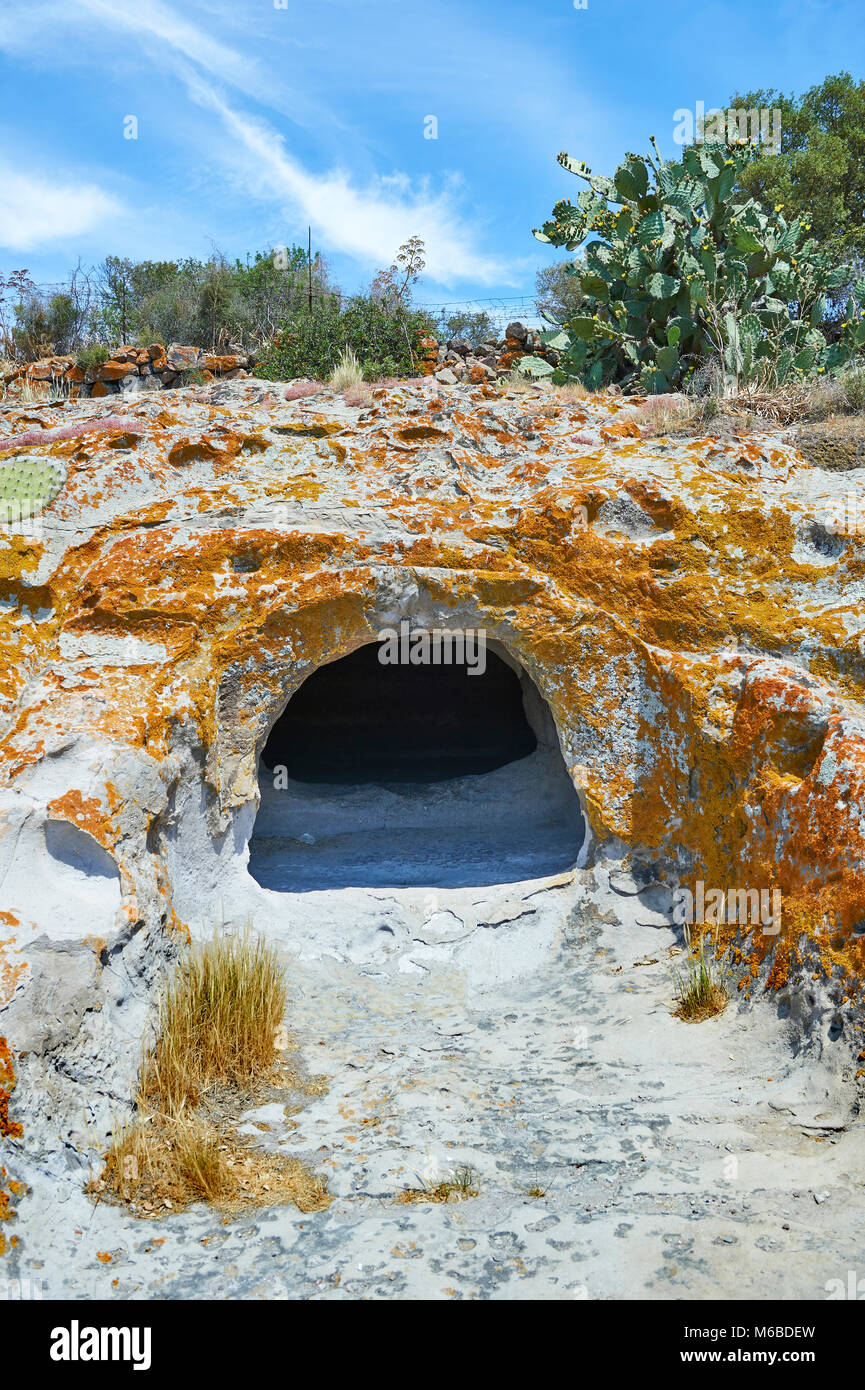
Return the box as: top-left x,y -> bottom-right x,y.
92,248 -> 332,352
256,296 -> 434,382
75,344 -> 110,371
13,292 -> 79,360
727,72 -> 865,267
535,258 -> 588,327
362,354 -> 402,380
533,138 -> 865,393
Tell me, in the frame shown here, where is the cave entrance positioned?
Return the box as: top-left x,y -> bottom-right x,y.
248,641 -> 584,890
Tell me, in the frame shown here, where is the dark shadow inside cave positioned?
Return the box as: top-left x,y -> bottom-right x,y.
248,641 -> 584,890
259,643 -> 538,783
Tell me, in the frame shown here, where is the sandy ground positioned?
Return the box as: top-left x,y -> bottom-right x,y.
5,860 -> 863,1302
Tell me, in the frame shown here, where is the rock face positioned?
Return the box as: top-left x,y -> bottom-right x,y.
1,374 -> 865,1158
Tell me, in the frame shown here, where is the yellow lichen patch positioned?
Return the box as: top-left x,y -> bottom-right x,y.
272,418 -> 345,439
600,418 -> 642,443
393,424 -> 452,447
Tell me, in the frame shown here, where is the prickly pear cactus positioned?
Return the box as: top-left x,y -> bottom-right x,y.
534,139 -> 865,393
0,455 -> 65,527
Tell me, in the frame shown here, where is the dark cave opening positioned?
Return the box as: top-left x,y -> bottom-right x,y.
249,640 -> 584,890
259,642 -> 538,784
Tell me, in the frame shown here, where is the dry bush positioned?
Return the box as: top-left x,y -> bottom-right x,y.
799,376 -> 847,421
841,363 -> 865,413
634,394 -> 700,437
713,365 -> 865,428
723,380 -> 832,425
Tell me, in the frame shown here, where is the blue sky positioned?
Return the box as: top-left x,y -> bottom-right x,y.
0,0 -> 863,306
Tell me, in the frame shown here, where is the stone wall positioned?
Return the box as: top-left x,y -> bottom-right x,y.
2,344 -> 254,400
2,320 -> 560,400
417,320 -> 561,384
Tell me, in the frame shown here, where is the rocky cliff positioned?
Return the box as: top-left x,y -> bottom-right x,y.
0,374 -> 864,1159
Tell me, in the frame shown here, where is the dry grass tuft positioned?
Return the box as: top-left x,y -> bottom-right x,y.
328,347 -> 364,392
342,384 -> 373,408
522,1169 -> 556,1198
634,394 -> 700,437
498,367 -> 537,394
98,1115 -> 329,1217
552,381 -> 589,403
140,929 -> 286,1115
102,1113 -> 228,1209
90,928 -> 330,1219
397,1164 -> 480,1204
1,376 -> 71,407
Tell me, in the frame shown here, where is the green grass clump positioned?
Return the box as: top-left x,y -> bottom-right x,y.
397,1164 -> 480,1204
673,927 -> 728,1022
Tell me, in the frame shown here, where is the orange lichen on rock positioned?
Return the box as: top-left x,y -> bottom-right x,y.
1,373 -> 865,1060
47,790 -> 114,846
0,939 -> 27,1007
0,1037 -> 23,1138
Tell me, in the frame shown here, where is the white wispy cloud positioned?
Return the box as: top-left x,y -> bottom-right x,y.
7,0 -> 513,283
69,0 -> 271,104
190,82 -> 510,285
0,164 -> 121,252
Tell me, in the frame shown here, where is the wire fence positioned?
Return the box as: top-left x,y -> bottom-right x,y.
24,281 -> 545,332
414,296 -> 544,332
5,276 -> 547,361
